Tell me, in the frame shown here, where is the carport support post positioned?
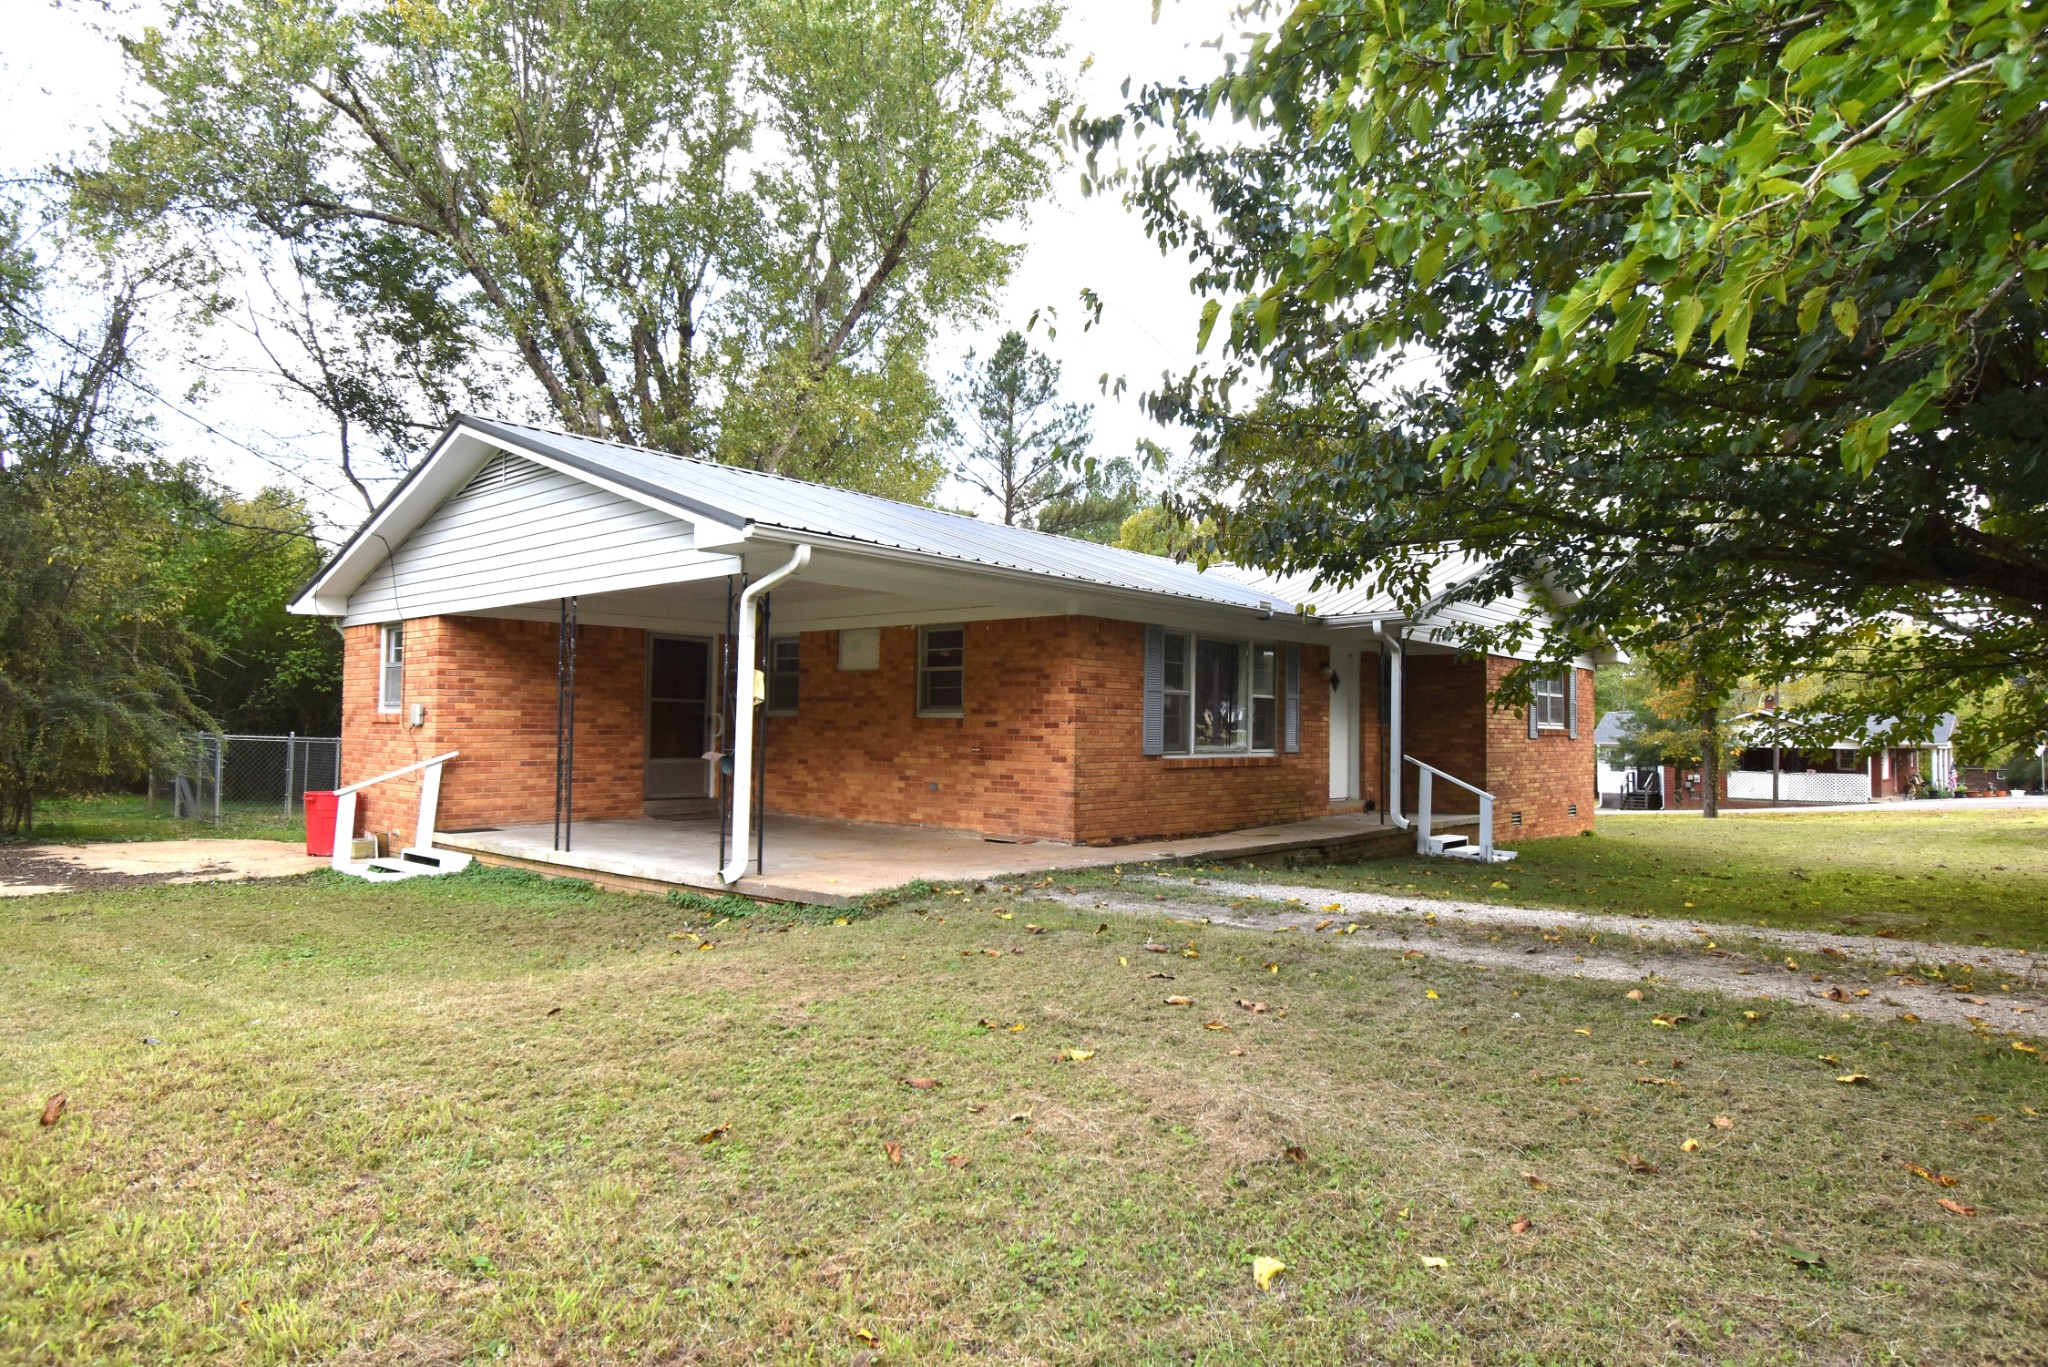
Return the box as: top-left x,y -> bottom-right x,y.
554,595 -> 577,852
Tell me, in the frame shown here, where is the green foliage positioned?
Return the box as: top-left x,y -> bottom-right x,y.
162,488 -> 342,734
1083,0 -> 2048,754
944,329 -> 1093,525
89,0 -> 1071,498
1035,455 -> 1150,544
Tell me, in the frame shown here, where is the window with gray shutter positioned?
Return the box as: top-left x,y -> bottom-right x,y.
1567,666 -> 1580,739
1142,625 -> 1166,755
1284,644 -> 1300,752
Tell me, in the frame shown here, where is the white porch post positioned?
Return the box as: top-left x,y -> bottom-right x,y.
1377,623 -> 1406,828
720,544 -> 812,885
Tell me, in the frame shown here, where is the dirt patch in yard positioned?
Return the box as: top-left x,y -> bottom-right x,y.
0,839 -> 324,897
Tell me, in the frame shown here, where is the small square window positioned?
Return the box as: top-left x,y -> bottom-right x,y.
918,626 -> 964,716
1532,675 -> 1567,729
766,637 -> 800,715
378,624 -> 404,712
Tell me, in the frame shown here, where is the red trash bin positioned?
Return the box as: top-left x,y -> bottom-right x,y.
304,790 -> 341,858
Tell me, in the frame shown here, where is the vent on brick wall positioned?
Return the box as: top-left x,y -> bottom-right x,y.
1510,811 -> 1523,828
1568,802 -> 1578,818
462,452 -> 546,498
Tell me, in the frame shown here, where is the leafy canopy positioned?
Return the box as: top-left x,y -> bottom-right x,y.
1081,0 -> 2047,749
89,0 -> 1070,501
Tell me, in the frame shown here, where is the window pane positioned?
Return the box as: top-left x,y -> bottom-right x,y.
1163,633 -> 1187,692
923,627 -> 965,669
1252,645 -> 1275,696
1252,695 -> 1277,751
384,626 -> 403,664
1163,693 -> 1191,754
922,670 -> 963,713
1194,639 -> 1245,750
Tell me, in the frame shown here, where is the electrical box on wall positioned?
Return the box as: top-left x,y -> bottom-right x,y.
408,703 -> 426,726
838,627 -> 880,671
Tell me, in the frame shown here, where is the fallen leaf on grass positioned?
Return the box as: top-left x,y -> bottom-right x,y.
1182,947 -> 1201,959
1314,919 -> 1334,931
884,1141 -> 903,1165
1057,1048 -> 1095,1062
1163,995 -> 1193,1006
1713,1115 -> 1735,1130
1936,1197 -> 1977,1217
696,1123 -> 729,1144
1401,950 -> 1426,960
1573,1027 -> 1592,1037
1252,1255 -> 1287,1289
945,1153 -> 970,1169
1424,989 -> 1440,1000
1835,1073 -> 1873,1086
39,1094 -> 66,1127
1093,923 -> 1108,936
1622,1154 -> 1659,1174
1282,1144 -> 1307,1164
1321,903 -> 1342,913
1681,1138 -> 1701,1153
1141,943 -> 1170,954
1625,989 -> 1643,1002
1821,946 -> 1847,959
2015,1040 -> 2040,1054
1264,962 -> 1279,974
1635,1076 -> 1680,1088
1203,1020 -> 1231,1031
1228,1048 -> 1246,1056
1905,1163 -> 1958,1187
1419,1255 -> 1450,1269
903,1077 -> 940,1090
1785,1246 -> 1826,1269
1147,971 -> 1175,980
1823,987 -> 1851,1003
544,1006 -> 563,1017
1817,1054 -> 1842,1065
1522,1172 -> 1549,1190
1235,999 -> 1270,1014
1898,1013 -> 1921,1023
1509,1217 -> 1533,1234
853,1327 -> 878,1345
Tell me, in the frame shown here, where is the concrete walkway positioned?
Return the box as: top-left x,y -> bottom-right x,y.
1042,876 -> 2047,1036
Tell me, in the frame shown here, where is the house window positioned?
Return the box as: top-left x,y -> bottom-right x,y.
378,624 -> 404,712
918,625 -> 965,716
1531,675 -> 1567,729
1160,632 -> 1281,755
766,637 -> 800,714
1162,633 -> 1192,755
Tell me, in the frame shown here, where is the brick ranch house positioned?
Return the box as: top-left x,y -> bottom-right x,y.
290,417 -> 1604,889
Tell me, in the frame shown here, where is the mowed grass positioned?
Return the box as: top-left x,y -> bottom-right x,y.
6,868 -> 2047,1364
6,793 -> 303,845
1226,808 -> 2048,951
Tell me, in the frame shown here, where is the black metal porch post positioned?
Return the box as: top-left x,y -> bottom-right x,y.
554,595 -> 577,852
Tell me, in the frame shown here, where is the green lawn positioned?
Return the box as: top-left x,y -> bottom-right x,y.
5,793 -> 304,846
6,867 -> 2045,1364
1219,807 -> 2048,951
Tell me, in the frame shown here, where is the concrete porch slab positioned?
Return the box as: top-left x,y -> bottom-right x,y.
437,810 -> 1457,907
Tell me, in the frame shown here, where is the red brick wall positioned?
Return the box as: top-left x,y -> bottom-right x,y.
1402,654 -> 1489,816
341,617 -> 645,844
1396,652 -> 1595,841
1482,656 -> 1596,841
1071,621 -> 1329,844
762,619 -> 1081,841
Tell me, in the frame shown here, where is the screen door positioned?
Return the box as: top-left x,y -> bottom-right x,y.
646,636 -> 713,800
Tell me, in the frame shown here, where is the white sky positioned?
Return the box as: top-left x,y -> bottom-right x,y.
0,0 -> 1253,533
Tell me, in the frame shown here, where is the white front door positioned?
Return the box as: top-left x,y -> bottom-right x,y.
1328,647 -> 1360,801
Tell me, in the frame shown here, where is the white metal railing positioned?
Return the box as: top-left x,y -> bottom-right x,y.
1726,770 -> 1871,804
1404,755 -> 1499,860
330,751 -> 460,870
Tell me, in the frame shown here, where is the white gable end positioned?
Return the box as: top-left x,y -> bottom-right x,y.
342,451 -> 729,624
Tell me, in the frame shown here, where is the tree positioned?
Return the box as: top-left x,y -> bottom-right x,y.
86,0 -> 1070,502
0,201 -> 212,834
167,488 -> 344,734
945,329 -> 1092,526
1082,1 -> 2047,751
1035,456 -> 1148,544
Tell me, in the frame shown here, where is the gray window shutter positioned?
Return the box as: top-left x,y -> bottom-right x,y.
1284,644 -> 1301,753
1567,666 -> 1580,740
1142,625 -> 1165,756
1528,691 -> 1540,740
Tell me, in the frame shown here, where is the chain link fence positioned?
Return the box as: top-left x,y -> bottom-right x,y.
152,733 -> 341,824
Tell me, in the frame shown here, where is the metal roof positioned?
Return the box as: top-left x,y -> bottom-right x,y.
459,415 -> 1289,613
1592,710 -> 1636,747
1211,554 -> 1489,621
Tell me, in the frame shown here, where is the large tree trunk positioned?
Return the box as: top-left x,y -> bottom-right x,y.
1699,702 -> 1721,819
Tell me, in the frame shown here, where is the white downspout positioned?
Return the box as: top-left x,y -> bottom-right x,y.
719,543 -> 812,885
1374,621 -> 1408,830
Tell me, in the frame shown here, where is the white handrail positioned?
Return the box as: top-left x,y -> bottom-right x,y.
330,751 -> 460,871
1404,754 -> 1498,861
334,751 -> 461,796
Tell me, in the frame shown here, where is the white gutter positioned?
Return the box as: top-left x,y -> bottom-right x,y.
1374,621 -> 1408,830
720,543 -> 812,885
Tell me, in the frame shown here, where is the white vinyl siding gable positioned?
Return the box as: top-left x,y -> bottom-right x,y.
341,452 -> 722,624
